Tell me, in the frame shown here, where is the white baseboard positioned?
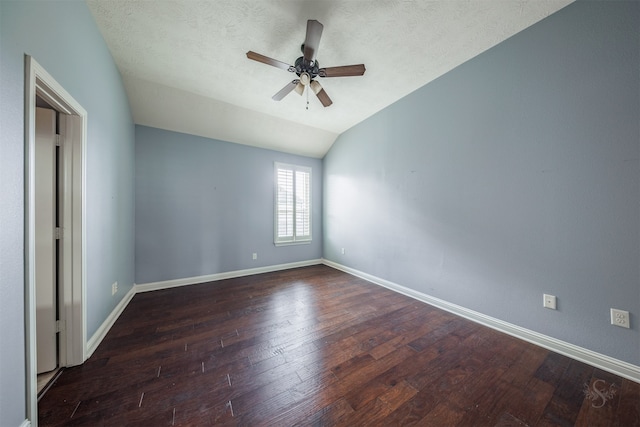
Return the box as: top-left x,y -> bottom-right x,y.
322,258 -> 640,383
135,259 -> 323,293
86,285 -> 136,358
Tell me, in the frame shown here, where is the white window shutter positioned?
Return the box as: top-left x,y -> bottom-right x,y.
275,163 -> 311,244
276,167 -> 293,240
295,170 -> 311,239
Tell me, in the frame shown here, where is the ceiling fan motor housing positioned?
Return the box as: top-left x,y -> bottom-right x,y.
295,56 -> 320,80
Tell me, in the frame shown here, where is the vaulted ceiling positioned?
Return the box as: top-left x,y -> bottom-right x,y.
86,0 -> 574,158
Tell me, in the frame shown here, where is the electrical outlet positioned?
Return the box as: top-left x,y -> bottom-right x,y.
341,248 -> 345,255
112,281 -> 118,296
252,253 -> 257,260
610,308 -> 630,328
543,294 -> 556,310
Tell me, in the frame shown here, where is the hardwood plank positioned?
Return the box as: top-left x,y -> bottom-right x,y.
37,265 -> 638,426
266,370 -> 343,425
535,351 -> 572,383
406,317 -> 460,352
344,328 -> 457,411
494,411 -> 529,426
575,371 -> 623,427
538,359 -> 596,426
294,398 -> 355,426
615,378 -> 640,426
338,380 -> 419,425
416,400 -> 466,426
382,387 -> 441,425
455,378 -> 514,425
442,356 -> 509,411
505,376 -> 556,425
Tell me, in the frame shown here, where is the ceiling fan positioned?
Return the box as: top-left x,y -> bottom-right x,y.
246,19 -> 366,108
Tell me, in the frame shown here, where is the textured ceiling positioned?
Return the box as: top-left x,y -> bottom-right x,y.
86,0 -> 574,158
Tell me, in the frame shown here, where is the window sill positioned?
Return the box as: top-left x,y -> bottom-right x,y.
274,240 -> 312,247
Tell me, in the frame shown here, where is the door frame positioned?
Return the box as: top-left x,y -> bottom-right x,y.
24,55 -> 87,424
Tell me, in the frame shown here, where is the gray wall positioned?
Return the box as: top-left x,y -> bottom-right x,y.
0,1 -> 135,425
324,0 -> 639,365
135,125 -> 323,284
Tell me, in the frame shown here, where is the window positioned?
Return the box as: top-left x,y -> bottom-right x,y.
275,162 -> 311,245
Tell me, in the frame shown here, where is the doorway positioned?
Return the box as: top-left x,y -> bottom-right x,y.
34,104 -> 60,392
25,56 -> 87,424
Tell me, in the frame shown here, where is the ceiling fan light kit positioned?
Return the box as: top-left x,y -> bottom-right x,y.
247,19 -> 366,108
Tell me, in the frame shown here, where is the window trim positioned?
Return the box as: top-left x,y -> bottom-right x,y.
274,162 -> 312,246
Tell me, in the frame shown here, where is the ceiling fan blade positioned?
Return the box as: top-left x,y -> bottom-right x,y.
247,51 -> 294,72
272,80 -> 300,101
294,81 -> 305,96
319,64 -> 366,77
303,20 -> 323,63
310,80 -> 332,107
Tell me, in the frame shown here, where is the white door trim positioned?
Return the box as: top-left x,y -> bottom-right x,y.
24,55 -> 87,425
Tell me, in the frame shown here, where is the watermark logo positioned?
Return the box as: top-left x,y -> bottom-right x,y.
583,379 -> 617,408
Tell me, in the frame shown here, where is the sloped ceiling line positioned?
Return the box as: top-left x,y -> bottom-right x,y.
87,0 -> 574,158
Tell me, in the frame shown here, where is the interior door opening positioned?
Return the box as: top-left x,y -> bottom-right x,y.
35,103 -> 61,394
26,55 -> 88,424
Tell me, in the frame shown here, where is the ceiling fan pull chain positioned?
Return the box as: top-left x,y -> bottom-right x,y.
306,86 -> 309,110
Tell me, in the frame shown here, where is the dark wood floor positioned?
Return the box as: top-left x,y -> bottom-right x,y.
39,265 -> 639,426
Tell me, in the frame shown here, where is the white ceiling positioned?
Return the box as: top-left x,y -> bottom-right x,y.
86,0 -> 574,158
